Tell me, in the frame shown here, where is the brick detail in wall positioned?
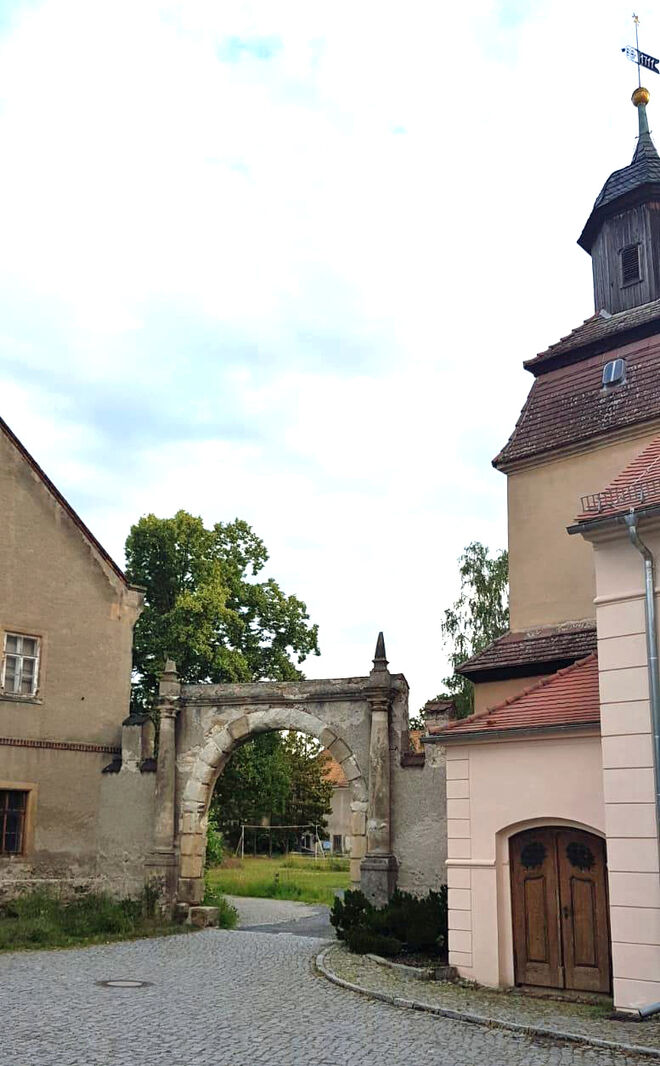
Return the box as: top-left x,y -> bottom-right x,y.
0,736 -> 120,755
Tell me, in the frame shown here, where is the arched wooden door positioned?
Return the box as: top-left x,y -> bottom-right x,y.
510,827 -> 611,993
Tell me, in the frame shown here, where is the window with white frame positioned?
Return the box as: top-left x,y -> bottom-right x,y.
2,634 -> 40,697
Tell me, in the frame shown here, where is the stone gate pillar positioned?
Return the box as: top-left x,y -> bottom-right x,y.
145,660 -> 180,904
360,633 -> 398,905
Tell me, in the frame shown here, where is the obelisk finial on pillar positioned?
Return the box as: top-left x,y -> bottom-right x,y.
372,632 -> 388,673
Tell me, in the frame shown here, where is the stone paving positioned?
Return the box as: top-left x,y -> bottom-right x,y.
1,928 -> 657,1066
226,894 -> 322,927
230,894 -> 334,938
323,943 -> 660,1057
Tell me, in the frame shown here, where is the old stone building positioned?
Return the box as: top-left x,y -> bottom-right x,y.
0,416 -> 155,897
431,87 -> 660,1014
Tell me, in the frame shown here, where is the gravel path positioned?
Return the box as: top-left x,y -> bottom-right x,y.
226,895 -> 322,926
1,929 -> 656,1065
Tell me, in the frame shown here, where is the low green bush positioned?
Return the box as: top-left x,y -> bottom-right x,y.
345,929 -> 403,956
330,885 -> 448,958
201,881 -> 239,929
0,885 -> 182,952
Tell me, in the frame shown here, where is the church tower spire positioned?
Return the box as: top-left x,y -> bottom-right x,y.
579,87 -> 660,314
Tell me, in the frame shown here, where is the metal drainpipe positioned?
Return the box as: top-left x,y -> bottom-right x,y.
624,513 -> 660,1020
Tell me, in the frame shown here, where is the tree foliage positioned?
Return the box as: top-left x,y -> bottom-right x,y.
124,511 -> 320,707
437,541 -> 509,718
211,732 -> 333,851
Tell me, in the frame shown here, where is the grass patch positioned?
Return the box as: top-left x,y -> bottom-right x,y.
201,882 -> 239,927
0,887 -> 186,952
206,855 -> 350,906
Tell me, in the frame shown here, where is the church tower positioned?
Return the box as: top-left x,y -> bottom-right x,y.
579,87 -> 660,314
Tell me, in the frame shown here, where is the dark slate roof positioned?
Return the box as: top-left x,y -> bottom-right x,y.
494,330 -> 660,470
458,623 -> 597,682
578,104 -> 660,252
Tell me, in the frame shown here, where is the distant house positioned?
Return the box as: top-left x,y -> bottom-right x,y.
322,751 -> 351,854
429,88 -> 660,1014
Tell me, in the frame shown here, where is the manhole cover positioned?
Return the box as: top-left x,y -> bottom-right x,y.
97,979 -> 152,989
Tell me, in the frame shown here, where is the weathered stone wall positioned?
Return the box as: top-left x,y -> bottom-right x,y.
389,681 -> 448,894
97,767 -> 157,898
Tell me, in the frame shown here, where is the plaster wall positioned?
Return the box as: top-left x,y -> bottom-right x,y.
0,430 -> 141,745
507,427 -> 660,631
0,428 -> 143,896
326,786 -> 352,851
590,524 -> 660,1011
97,768 -> 156,897
444,734 -> 604,988
0,746 -> 111,895
473,676 -> 541,715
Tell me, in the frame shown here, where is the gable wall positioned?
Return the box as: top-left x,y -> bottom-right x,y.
507,426 -> 660,631
0,430 -> 140,746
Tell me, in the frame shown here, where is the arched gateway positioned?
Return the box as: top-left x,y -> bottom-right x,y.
146,635 -> 406,910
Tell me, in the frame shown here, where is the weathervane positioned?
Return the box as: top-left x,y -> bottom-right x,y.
622,13 -> 659,82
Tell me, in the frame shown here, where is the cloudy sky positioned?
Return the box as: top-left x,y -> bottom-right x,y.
1,1 -> 658,711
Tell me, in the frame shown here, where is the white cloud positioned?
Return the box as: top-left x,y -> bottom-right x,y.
1,0 -> 658,709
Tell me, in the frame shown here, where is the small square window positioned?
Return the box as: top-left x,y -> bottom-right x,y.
2,633 -> 40,697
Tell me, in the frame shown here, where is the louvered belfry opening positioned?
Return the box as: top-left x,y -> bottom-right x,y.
621,243 -> 641,286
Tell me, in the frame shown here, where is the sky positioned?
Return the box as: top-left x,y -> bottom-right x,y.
1,0 -> 659,712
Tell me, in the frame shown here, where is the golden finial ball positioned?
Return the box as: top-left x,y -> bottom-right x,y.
633,86 -> 650,107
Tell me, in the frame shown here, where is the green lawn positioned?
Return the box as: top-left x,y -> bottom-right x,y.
206,855 -> 350,906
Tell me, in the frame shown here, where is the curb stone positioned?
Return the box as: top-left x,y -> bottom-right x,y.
315,946 -> 660,1060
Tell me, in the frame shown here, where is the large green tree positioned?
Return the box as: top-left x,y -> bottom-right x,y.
124,511 -> 320,707
435,541 -> 509,718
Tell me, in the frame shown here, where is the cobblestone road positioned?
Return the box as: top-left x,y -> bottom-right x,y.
1,930 -> 654,1066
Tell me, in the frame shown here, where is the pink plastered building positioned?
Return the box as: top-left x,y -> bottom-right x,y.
430,88 -> 660,1014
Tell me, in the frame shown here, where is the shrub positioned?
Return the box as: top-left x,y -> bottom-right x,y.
0,886 -> 184,951
201,879 -> 239,929
330,885 -> 448,957
206,813 -> 224,867
330,889 -> 374,941
345,929 -> 403,957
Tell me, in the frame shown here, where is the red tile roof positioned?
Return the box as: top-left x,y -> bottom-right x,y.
409,730 -> 424,753
494,334 -> 660,470
0,416 -> 135,589
433,654 -> 600,740
577,434 -> 660,520
321,751 -> 348,787
458,623 -> 597,681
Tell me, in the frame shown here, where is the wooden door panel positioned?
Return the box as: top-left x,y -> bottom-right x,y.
557,830 -> 611,994
510,829 -> 562,988
524,876 -> 549,962
570,878 -> 597,968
